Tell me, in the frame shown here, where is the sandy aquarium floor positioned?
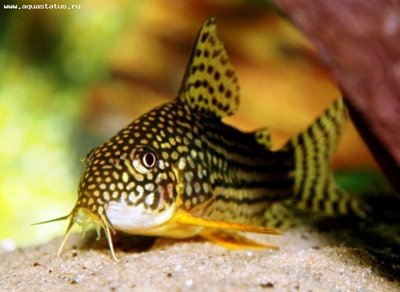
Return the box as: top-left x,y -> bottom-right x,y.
0,192 -> 400,291
1,202 -> 400,291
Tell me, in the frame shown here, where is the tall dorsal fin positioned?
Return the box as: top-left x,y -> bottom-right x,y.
178,18 -> 240,118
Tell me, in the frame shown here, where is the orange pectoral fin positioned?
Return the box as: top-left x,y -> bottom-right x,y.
173,210 -> 281,235
172,211 -> 280,250
201,230 -> 279,250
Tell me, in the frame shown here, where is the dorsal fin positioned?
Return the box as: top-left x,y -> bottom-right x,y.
178,18 -> 240,118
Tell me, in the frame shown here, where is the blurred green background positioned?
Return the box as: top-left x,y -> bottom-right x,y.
0,0 -> 382,249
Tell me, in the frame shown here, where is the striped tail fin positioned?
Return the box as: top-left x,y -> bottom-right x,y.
284,98 -> 365,217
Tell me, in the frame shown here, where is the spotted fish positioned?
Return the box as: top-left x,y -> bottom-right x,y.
37,18 -> 364,261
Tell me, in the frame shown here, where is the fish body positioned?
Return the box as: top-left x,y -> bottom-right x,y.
48,18 -> 363,261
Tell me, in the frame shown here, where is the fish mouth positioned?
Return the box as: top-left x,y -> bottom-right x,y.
58,206 -> 119,261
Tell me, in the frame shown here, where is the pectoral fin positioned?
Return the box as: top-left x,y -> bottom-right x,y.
172,211 -> 280,250
173,210 -> 281,235
200,230 -> 278,250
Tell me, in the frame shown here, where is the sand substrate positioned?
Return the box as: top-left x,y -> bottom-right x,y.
1,215 -> 400,291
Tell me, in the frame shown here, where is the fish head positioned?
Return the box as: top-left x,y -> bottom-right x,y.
55,104 -> 190,260
74,104 -> 190,237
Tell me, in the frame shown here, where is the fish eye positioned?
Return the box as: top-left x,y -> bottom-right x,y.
142,151 -> 157,169
133,147 -> 158,173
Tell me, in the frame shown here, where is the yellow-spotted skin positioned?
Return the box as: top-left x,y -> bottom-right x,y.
45,18 -> 364,261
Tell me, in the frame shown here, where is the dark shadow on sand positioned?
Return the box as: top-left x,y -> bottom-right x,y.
309,194 -> 400,282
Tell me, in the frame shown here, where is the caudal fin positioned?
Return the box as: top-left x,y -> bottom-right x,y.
284,98 -> 365,217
